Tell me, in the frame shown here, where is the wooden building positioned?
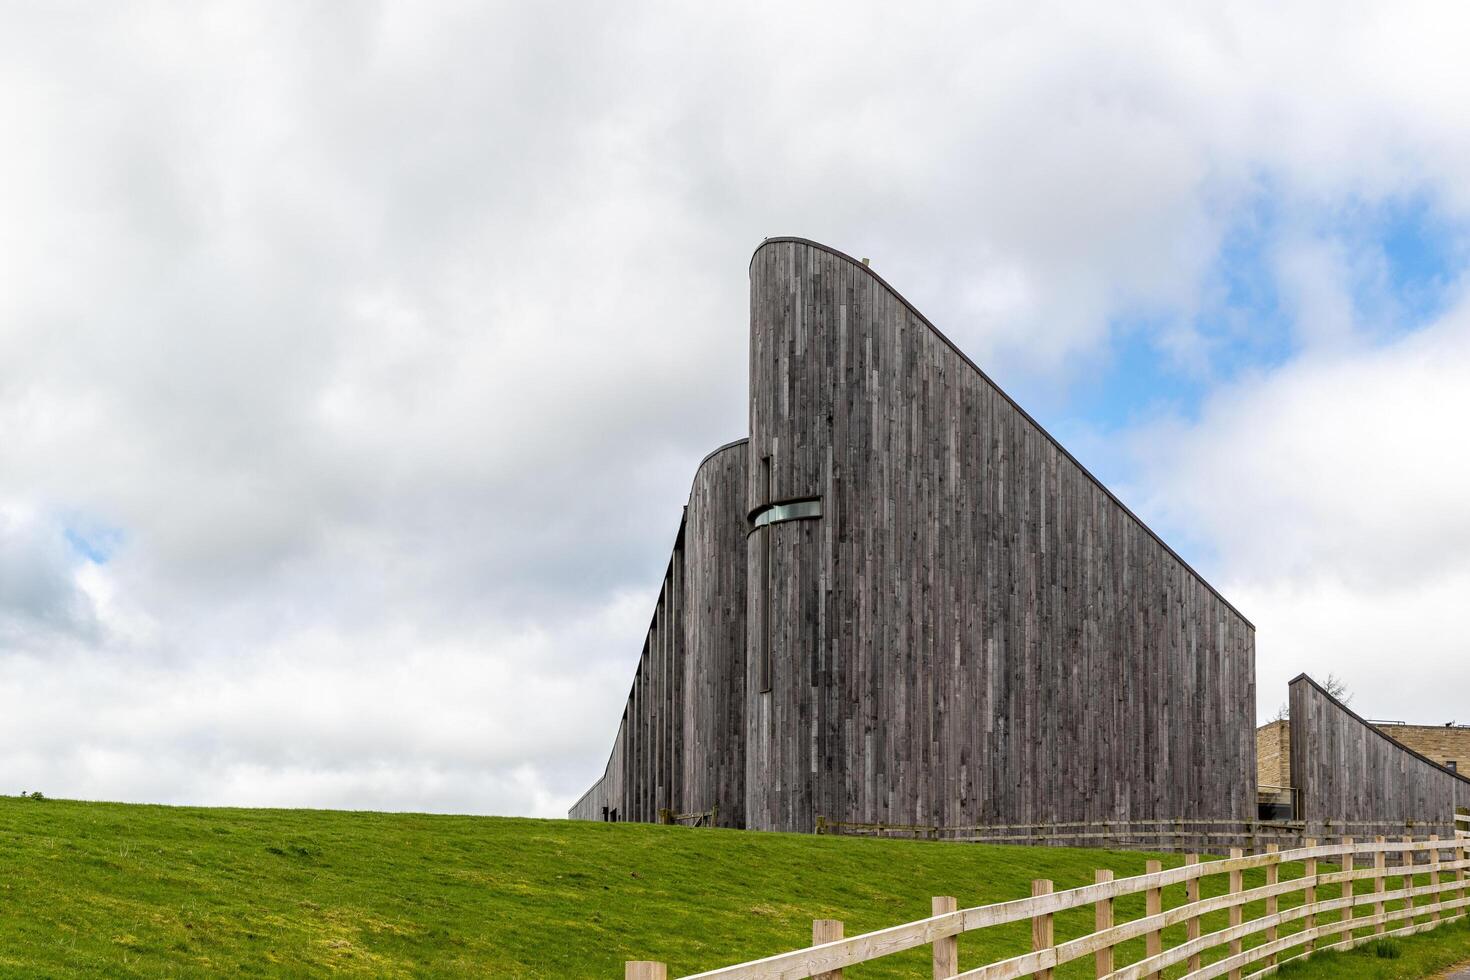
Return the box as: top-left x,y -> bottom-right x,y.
1254,680 -> 1470,831
1288,674 -> 1468,838
574,238 -> 1260,832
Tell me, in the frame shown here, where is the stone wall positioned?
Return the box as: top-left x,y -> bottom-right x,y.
1374,724 -> 1470,774
1256,719 -> 1291,792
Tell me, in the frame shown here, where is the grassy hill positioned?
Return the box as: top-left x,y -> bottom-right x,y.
2,794 -> 1468,978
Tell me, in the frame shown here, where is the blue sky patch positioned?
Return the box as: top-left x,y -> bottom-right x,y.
1012,184 -> 1470,582
1055,187 -> 1467,436
64,523 -> 123,565
1344,194 -> 1465,330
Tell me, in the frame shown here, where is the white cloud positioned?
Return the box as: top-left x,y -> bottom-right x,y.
2,1 -> 1470,814
1128,290 -> 1470,721
0,591 -> 646,814
0,507 -> 101,650
1274,240 -> 1361,350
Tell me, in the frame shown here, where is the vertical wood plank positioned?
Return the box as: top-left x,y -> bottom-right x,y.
1228,847 -> 1243,980
626,962 -> 667,980
1303,838 -> 1317,954
1093,869 -> 1115,978
1032,879 -> 1054,980
1374,835 -> 1387,936
1264,844 -> 1279,967
1430,834 -> 1442,925
1145,859 -> 1162,979
1185,854 -> 1202,972
1456,838 -> 1466,910
932,896 -> 958,979
1402,835 -> 1416,927
1341,837 -> 1355,944
812,919 -> 843,980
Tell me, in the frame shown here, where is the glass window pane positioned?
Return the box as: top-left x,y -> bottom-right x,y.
751,498 -> 823,530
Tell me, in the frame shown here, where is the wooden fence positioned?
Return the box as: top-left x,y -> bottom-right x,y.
626,834 -> 1470,979
659,806 -> 718,828
813,816 -> 1450,854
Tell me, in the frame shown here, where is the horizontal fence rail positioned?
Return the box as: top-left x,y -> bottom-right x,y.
814,816 -> 1453,853
659,806 -> 718,828
628,834 -> 1470,979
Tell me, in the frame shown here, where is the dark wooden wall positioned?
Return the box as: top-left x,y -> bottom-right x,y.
576,238 -> 1261,833
1289,674 -> 1467,836
681,441 -> 749,826
744,238 -> 1257,833
568,726 -> 624,822
568,440 -> 747,824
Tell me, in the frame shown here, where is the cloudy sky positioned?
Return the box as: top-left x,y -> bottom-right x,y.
3,2 -> 1468,817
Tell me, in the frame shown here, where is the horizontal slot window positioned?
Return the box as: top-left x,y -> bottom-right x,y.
750,498 -> 822,531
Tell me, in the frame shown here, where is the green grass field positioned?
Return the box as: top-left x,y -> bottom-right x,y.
2,794 -> 1468,977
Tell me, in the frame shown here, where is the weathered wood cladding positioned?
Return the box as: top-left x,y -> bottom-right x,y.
568,440 -> 748,825
744,239 -> 1257,833
681,443 -> 750,826
1289,674 -> 1467,836
573,240 -> 1465,840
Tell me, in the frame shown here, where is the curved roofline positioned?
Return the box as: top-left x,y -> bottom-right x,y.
1290,672 -> 1470,787
695,436 -> 749,471
573,435 -> 749,807
624,436 -> 748,737
752,236 -> 1252,629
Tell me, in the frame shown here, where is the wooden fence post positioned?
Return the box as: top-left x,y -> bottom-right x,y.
1457,838 -> 1466,912
1145,859 -> 1162,979
1228,848 -> 1243,980
1374,836 -> 1386,936
812,920 -> 843,980
1185,854 -> 1202,973
1403,835 -> 1416,927
932,896 -> 957,979
1032,879 -> 1054,980
1264,843 -> 1279,968
632,826 -> 1470,980
1303,838 -> 1317,954
1430,834 -> 1442,926
1094,869 -> 1114,978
